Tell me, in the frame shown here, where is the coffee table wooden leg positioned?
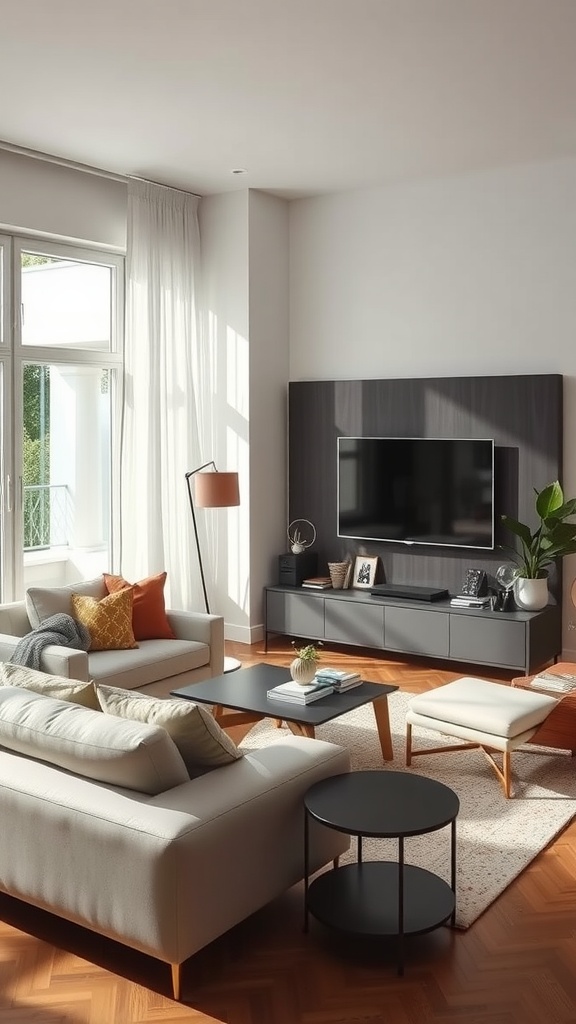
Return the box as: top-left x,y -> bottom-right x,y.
287,721 -> 316,739
372,696 -> 394,761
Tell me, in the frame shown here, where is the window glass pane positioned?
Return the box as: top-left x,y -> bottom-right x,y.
21,252 -> 111,350
23,362 -> 112,587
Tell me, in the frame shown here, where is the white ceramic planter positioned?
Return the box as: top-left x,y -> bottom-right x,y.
514,576 -> 549,611
290,657 -> 317,685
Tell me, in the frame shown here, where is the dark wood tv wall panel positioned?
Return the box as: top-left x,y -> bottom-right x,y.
288,374 -> 563,600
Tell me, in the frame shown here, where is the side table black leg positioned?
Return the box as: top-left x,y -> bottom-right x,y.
358,835 -> 363,864
450,818 -> 457,927
303,810 -> 309,933
397,837 -> 404,976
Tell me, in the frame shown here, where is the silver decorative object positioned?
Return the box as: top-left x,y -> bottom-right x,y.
287,519 -> 316,554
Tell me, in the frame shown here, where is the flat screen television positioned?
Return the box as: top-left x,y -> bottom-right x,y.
337,437 -> 495,550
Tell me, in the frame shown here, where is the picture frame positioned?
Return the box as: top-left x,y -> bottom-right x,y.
352,555 -> 379,589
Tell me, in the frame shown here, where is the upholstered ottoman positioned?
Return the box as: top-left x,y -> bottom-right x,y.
405,677 -> 558,797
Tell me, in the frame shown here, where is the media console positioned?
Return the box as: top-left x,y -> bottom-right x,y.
264,585 -> 562,675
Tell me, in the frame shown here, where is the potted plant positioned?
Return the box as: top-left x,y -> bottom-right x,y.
290,640 -> 322,685
500,480 -> 576,610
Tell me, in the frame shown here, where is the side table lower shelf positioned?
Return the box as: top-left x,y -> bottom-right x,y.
307,861 -> 455,940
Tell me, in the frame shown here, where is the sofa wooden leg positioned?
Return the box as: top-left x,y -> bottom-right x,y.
405,722 -> 412,766
171,963 -> 181,1001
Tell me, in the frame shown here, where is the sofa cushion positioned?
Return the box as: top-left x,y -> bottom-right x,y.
104,571 -> 176,641
71,590 -> 138,652
87,638 -> 210,690
26,577 -> 107,629
96,683 -> 242,771
0,686 -> 189,794
0,662 -> 99,710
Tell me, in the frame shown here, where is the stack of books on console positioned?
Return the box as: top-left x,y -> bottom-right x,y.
450,595 -> 490,608
267,679 -> 335,704
314,667 -> 363,691
301,577 -> 333,589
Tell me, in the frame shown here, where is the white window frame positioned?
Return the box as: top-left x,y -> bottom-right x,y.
1,236 -> 124,601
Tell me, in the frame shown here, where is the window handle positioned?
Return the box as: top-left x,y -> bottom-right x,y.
6,474 -> 12,512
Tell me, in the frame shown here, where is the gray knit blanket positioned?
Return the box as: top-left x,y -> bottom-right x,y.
11,612 -> 91,670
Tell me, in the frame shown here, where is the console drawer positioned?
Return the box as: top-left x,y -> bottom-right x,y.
385,606 -> 449,657
325,599 -> 385,648
266,591 -> 325,640
449,615 -> 525,669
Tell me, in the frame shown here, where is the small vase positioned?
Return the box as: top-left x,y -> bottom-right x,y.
514,576 -> 549,611
290,657 -> 317,685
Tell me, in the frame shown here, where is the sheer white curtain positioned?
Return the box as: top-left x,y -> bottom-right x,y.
120,178 -> 203,609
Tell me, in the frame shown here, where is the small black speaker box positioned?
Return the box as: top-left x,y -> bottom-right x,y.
278,551 -> 318,587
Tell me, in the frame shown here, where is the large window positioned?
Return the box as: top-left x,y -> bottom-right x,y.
0,237 -> 123,600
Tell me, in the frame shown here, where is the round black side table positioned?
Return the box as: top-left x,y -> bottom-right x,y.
304,770 -> 459,975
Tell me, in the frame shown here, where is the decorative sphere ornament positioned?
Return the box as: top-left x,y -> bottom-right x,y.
496,564 -> 519,592
287,519 -> 316,554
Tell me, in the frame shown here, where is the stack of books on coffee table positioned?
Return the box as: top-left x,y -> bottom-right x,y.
314,667 -> 363,691
267,679 -> 335,704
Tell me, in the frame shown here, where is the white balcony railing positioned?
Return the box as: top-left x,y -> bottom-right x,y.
23,484 -> 72,550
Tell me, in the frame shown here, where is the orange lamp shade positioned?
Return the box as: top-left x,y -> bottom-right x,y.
194,471 -> 240,509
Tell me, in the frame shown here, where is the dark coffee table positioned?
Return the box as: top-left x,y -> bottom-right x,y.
172,663 -> 398,761
304,770 -> 459,974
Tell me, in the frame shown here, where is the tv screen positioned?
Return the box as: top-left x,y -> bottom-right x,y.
337,437 -> 494,550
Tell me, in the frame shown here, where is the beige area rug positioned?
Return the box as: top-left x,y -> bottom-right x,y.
240,691 -> 576,928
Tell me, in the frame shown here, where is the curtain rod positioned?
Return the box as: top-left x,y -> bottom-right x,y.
128,174 -> 201,199
0,139 -> 201,197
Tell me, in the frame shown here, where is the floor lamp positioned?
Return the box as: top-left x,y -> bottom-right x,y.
185,461 -> 242,673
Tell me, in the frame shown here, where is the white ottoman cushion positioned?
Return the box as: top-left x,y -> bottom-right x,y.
408,676 -> 558,739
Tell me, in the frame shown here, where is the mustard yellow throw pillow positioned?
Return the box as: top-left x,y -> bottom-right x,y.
71,589 -> 138,652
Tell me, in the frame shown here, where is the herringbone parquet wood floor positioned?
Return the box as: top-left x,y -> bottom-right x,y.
2,638 -> 576,1023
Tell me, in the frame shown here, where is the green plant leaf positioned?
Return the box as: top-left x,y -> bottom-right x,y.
535,481 -> 563,519
500,515 -> 533,547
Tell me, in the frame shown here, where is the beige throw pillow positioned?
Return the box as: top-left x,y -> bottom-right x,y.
96,684 -> 243,772
0,686 -> 189,795
25,577 -> 108,628
0,662 -> 99,709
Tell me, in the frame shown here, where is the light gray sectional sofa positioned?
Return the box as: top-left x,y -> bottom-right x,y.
0,684 -> 350,999
0,576 -> 224,696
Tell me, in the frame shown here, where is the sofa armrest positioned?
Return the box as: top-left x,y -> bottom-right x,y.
0,634 -> 19,664
0,636 -> 90,681
38,646 -> 91,680
166,611 -> 224,677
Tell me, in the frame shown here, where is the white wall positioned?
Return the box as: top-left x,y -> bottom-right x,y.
289,157 -> 576,658
198,189 -> 290,644
248,191 -> 290,631
0,150 -> 127,248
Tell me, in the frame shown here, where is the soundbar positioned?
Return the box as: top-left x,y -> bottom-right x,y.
369,584 -> 449,602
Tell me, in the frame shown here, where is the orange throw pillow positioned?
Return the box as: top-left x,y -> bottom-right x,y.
103,571 -> 176,641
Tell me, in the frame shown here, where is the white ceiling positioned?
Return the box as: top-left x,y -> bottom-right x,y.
1,0 -> 576,199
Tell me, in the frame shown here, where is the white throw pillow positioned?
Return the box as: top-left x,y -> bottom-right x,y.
0,662 -> 99,709
0,686 -> 189,795
96,684 -> 243,772
26,577 -> 107,629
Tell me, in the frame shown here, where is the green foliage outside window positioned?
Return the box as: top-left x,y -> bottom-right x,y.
22,364 -> 51,548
